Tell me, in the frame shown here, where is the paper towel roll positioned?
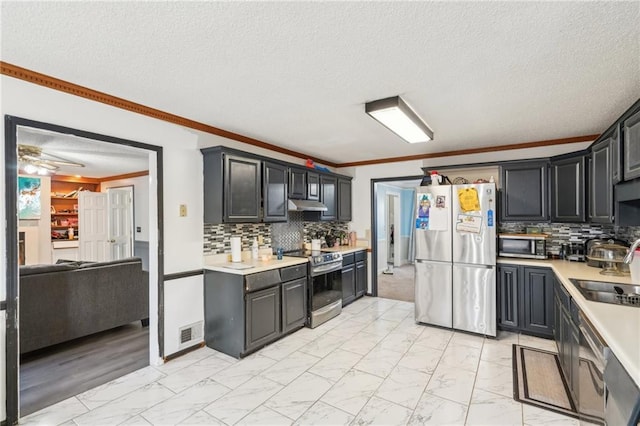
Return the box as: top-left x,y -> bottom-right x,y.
231,236 -> 242,262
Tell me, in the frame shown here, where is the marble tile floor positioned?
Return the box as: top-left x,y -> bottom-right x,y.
22,296 -> 578,426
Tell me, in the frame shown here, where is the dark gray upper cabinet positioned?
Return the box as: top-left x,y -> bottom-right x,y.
307,172 -> 320,201
320,175 -> 337,221
262,162 -> 288,222
623,108 -> 640,181
337,178 -> 352,222
500,161 -> 549,222
203,148 -> 262,223
589,137 -> 614,223
226,155 -> 261,222
550,154 -> 585,222
288,167 -> 307,200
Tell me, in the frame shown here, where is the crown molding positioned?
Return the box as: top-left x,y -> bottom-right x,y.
2,61 -> 599,170
336,135 -> 598,168
0,61 -> 337,167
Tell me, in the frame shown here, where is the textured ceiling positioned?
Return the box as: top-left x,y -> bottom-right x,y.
17,126 -> 149,178
2,1 -> 639,165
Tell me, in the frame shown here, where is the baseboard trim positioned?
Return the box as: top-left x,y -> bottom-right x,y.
163,341 -> 205,362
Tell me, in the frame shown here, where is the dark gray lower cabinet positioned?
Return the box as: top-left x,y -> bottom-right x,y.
554,277 -> 579,401
282,277 -> 307,334
342,264 -> 356,306
343,250 -> 367,305
355,252 -> 367,297
497,264 -> 554,338
204,266 -> 306,358
498,265 -> 519,329
522,267 -> 554,337
246,286 -> 281,351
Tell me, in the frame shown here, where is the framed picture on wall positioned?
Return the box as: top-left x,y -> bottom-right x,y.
18,176 -> 42,219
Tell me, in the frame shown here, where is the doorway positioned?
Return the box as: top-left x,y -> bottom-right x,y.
384,193 -> 401,273
371,176 -> 422,302
4,116 -> 164,423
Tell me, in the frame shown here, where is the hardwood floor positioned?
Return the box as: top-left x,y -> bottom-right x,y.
20,322 -> 149,416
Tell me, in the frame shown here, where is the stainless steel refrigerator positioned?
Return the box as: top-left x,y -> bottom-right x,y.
414,183 -> 497,336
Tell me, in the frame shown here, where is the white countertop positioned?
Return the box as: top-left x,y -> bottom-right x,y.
203,256 -> 308,275
320,245 -> 369,255
497,257 -> 640,386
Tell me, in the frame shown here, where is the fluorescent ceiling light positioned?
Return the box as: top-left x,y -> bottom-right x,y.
365,96 -> 433,143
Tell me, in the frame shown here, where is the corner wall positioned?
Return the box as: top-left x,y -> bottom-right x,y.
1,75 -> 204,421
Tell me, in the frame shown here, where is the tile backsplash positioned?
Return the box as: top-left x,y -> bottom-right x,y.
499,222 -> 640,254
204,212 -> 350,254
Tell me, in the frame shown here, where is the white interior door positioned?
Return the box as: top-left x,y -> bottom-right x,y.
108,187 -> 134,260
78,191 -> 109,261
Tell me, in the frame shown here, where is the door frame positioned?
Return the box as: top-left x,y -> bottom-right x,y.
4,115 -> 165,424
370,175 -> 423,297
385,193 -> 402,268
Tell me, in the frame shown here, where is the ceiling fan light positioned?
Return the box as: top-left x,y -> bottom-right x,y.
23,164 -> 37,174
37,167 -> 50,175
365,96 -> 433,143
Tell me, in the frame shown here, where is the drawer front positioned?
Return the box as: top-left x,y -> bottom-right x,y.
342,253 -> 355,266
245,269 -> 281,292
280,264 -> 307,282
355,250 -> 367,262
554,278 -> 570,310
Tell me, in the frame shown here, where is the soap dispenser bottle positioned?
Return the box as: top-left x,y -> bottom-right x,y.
251,237 -> 259,260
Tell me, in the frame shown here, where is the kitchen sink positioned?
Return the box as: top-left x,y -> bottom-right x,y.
569,279 -> 640,307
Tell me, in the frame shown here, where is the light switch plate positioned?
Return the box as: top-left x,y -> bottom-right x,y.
179,204 -> 187,217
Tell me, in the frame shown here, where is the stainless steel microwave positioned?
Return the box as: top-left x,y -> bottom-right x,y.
498,234 -> 548,259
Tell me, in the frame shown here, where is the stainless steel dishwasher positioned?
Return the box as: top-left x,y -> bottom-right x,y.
578,312 -> 608,425
604,353 -> 640,426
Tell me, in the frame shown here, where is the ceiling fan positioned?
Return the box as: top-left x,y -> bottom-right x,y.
18,144 -> 85,174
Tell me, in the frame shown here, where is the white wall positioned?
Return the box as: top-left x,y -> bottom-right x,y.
1,75 -> 205,420
101,175 -> 150,242
339,140 -> 593,292
196,132 -> 333,170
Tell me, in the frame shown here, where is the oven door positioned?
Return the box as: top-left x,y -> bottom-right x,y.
309,267 -> 342,312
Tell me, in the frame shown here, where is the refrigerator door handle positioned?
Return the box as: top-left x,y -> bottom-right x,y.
455,263 -> 494,269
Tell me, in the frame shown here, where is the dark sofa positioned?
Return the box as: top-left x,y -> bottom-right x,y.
19,257 -> 149,354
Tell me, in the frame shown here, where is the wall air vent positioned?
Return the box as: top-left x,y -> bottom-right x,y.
178,321 -> 203,349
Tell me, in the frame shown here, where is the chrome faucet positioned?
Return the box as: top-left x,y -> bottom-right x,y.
623,238 -> 640,264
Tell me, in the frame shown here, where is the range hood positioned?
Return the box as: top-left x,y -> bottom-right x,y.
288,199 -> 328,212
